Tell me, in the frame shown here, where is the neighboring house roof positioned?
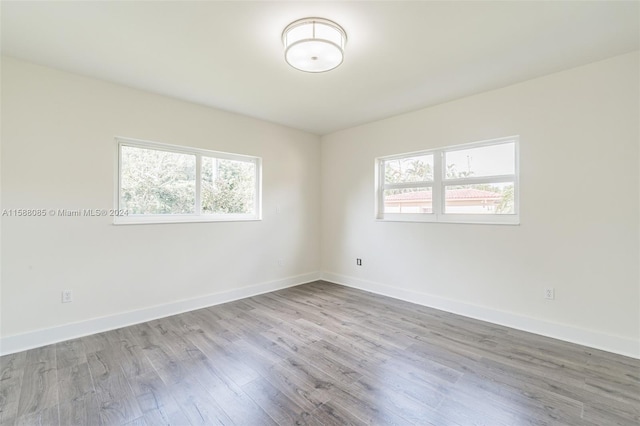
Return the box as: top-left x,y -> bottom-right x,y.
386,188 -> 502,201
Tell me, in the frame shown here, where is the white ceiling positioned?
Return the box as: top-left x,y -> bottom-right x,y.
2,1 -> 639,135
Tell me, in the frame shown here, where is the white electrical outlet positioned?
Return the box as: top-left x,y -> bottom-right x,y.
277,258 -> 284,267
544,287 -> 555,300
62,290 -> 73,303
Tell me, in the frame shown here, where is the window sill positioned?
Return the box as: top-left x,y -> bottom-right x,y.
376,214 -> 519,225
113,214 -> 261,225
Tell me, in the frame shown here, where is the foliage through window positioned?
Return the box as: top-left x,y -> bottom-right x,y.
116,138 -> 261,224
376,137 -> 519,224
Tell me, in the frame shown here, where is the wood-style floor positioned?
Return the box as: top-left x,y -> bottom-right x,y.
0,281 -> 638,425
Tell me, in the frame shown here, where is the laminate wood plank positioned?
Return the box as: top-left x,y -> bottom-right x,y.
122,416 -> 149,426
344,373 -> 442,424
322,383 -> 413,425
214,299 -> 256,318
278,286 -> 347,311
0,353 -> 26,382
128,370 -> 177,412
474,355 -> 639,422
303,339 -> 372,376
86,349 -> 122,385
260,327 -> 309,358
13,405 -> 58,426
150,328 -> 206,367
243,329 -> 305,365
287,319 -> 341,346
234,310 -> 275,333
170,311 -> 232,347
0,415 -> 15,426
357,317 -> 424,349
97,397 -> 144,426
582,398 -> 640,426
100,328 -> 154,378
242,377 -> 315,424
186,330 -> 260,387
475,355 -> 584,396
434,395 -> 515,426
584,374 -> 640,406
405,340 -> 485,376
118,343 -> 154,379
55,339 -> 87,370
139,407 -> 188,426
454,370 -> 585,425
584,348 -> 640,381
380,349 -> 463,386
3,280 -> 639,425
187,310 -> 242,344
243,295 -> 308,323
176,353 -> 278,426
259,360 -> 331,413
57,394 -> 101,426
165,311 -> 205,336
303,311 -> 400,356
472,343 -> 590,386
0,375 -> 22,425
224,339 -> 280,378
294,318 -> 391,364
263,292 -> 348,328
155,370 -> 232,426
56,363 -> 94,403
364,357 -> 454,407
449,376 -> 565,426
80,332 -> 113,354
264,293 -> 355,331
308,401 -> 366,426
295,344 -> 362,385
15,361 -> 57,418
238,306 -> 286,329
126,370 -> 189,425
23,347 -> 55,368
127,323 -> 180,372
87,350 -> 143,424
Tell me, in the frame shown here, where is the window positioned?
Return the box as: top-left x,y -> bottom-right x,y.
115,137 -> 261,224
376,136 -> 519,224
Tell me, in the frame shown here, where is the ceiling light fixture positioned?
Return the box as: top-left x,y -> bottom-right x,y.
282,18 -> 347,73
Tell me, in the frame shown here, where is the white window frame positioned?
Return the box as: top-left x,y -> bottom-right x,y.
114,137 -> 262,225
376,136 -> 519,225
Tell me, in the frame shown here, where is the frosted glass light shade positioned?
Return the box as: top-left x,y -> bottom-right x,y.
282,18 -> 346,73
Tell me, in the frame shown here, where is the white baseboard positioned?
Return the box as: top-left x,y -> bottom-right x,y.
0,272 -> 321,356
3,270 -> 638,359
321,272 -> 640,359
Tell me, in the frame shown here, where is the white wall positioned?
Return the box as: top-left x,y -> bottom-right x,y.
1,57 -> 321,353
321,52 -> 640,358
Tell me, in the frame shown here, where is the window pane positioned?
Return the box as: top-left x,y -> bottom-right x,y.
202,157 -> 256,214
120,146 -> 196,214
445,142 -> 515,179
384,155 -> 434,184
384,187 -> 432,214
444,183 -> 514,214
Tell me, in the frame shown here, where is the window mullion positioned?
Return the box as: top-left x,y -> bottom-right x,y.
195,154 -> 202,215
378,160 -> 385,219
383,181 -> 434,190
433,149 -> 443,218
443,174 -> 516,186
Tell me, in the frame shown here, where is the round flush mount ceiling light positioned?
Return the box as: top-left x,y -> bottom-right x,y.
282,18 -> 347,73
